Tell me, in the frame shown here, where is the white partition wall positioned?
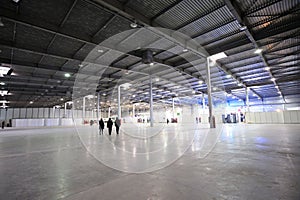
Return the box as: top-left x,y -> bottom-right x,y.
246,110 -> 300,124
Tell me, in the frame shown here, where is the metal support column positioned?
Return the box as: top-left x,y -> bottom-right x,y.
246,87 -> 250,112
83,96 -> 85,119
52,106 -> 55,118
149,76 -> 154,127
64,102 -> 67,118
108,106 -> 111,118
202,93 -> 205,113
206,57 -> 215,128
132,104 -> 135,118
118,85 -> 121,119
172,97 -> 175,118
97,92 -> 100,120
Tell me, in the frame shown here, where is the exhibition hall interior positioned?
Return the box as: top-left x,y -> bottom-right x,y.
0,0 -> 299,199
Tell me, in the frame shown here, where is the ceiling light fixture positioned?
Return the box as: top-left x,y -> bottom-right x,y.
239,26 -> 247,31
0,90 -> 8,96
60,98 -> 64,101
0,66 -> 10,77
130,21 -> 138,28
238,83 -> 243,86
254,49 -> 263,54
12,0 -> 21,3
265,67 -> 270,70
209,52 -> 228,63
182,49 -> 188,52
225,74 -> 231,78
97,49 -> 104,53
271,78 -> 276,82
0,82 -> 5,85
0,18 -> 4,27
149,62 -> 154,66
64,73 -> 71,78
30,101 -> 33,104
198,80 -> 203,84
155,78 -> 159,82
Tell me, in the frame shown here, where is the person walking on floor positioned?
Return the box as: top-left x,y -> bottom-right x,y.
107,118 -> 113,135
115,117 -> 121,134
99,118 -> 104,135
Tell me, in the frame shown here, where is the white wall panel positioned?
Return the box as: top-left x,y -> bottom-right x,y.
26,108 -> 33,118
0,109 -> 5,120
6,109 -> 13,121
38,108 -> 44,118
265,112 -> 272,123
13,108 -> 20,118
32,108 -> 39,118
20,108 -> 26,118
44,108 -> 50,118
290,111 -> 298,123
45,118 -> 59,126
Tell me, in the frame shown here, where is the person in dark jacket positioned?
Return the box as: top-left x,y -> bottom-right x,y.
115,117 -> 121,134
99,118 -> 105,135
107,118 -> 113,135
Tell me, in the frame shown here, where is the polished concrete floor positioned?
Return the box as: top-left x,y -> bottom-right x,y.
1,123 -> 300,200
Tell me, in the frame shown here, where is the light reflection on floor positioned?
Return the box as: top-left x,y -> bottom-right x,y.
75,123 -> 222,173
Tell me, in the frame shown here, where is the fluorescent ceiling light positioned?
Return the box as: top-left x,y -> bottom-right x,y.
121,83 -> 131,89
254,49 -> 263,54
0,18 -> 4,27
0,90 -> 8,96
30,101 -> 33,104
130,22 -> 138,28
198,80 -> 203,84
265,67 -> 270,70
238,83 -> 243,86
85,95 -> 94,99
239,26 -> 247,31
155,78 -> 159,82
0,66 -> 10,77
225,74 -> 231,78
64,73 -> 71,77
0,82 -> 5,85
182,49 -> 188,52
271,78 -> 276,82
97,49 -> 104,53
209,52 -> 227,63
60,98 -> 64,101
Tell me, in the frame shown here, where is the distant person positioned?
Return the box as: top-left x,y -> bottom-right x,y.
1,121 -> 4,129
115,117 -> 121,134
167,119 -> 169,124
196,117 -> 198,123
107,118 -> 113,135
90,120 -> 93,126
99,118 -> 104,135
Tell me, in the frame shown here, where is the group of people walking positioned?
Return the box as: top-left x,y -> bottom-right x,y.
98,117 -> 121,135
